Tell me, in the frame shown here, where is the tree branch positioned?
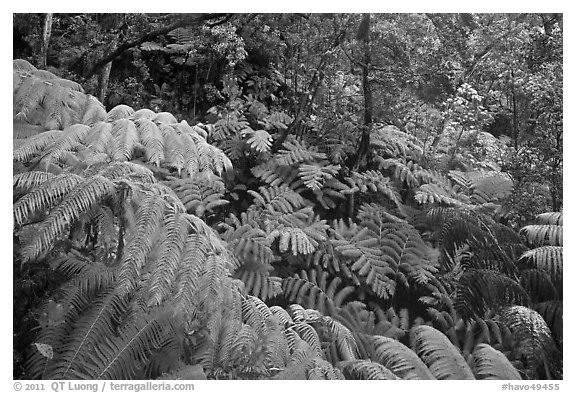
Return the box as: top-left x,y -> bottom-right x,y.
84,13 -> 233,78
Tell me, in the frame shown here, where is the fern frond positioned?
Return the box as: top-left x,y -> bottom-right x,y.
282,277 -> 337,316
370,335 -> 434,380
455,269 -> 530,320
236,270 -> 282,301
535,212 -> 562,226
13,171 -> 56,193
411,325 -> 474,380
79,95 -> 106,126
343,170 -> 401,206
79,312 -> 176,379
248,185 -> 305,214
519,246 -> 562,280
533,301 -> 562,345
519,269 -> 559,302
290,323 -> 323,357
379,157 -> 421,188
46,290 -> 128,379
498,305 -> 560,378
42,124 -> 91,166
118,193 -> 167,292
242,128 -> 273,153
105,104 -> 135,122
136,118 -> 165,166
338,360 -> 399,380
13,130 -> 63,162
298,162 -> 340,191
241,296 -> 272,336
520,225 -> 562,247
111,119 -> 139,161
147,210 -> 188,306
21,175 -> 116,261
472,344 -> 522,380
332,225 -> 394,298
276,139 -> 326,165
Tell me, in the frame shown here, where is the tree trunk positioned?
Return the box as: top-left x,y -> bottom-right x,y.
348,14 -> 373,217
352,14 -> 373,171
97,61 -> 113,104
39,13 -> 53,69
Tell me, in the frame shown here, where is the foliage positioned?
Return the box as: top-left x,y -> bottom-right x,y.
13,11 -> 562,381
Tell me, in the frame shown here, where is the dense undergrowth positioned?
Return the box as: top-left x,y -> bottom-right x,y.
13,54 -> 562,380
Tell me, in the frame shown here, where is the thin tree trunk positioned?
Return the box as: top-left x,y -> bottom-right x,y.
348,14 -> 373,217
39,13 -> 53,69
352,13 -> 373,172
97,61 -> 113,104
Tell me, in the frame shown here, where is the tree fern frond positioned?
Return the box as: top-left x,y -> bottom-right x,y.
13,171 -> 56,193
21,175 -> 116,261
498,306 -> 560,379
298,162 -> 340,191
13,121 -> 44,139
282,276 -> 337,316
14,59 -> 37,72
248,185 -> 305,214
118,193 -> 166,292
339,359 -> 399,380
147,210 -> 188,306
519,269 -> 559,302
411,325 -> 474,380
520,225 -> 562,247
42,124 -> 91,166
242,128 -> 273,153
111,119 -> 139,161
241,296 -> 272,336
332,225 -> 395,298
455,269 -> 530,320
472,344 -> 522,380
78,312 -> 176,379
105,104 -> 135,122
323,316 -> 359,361
47,290 -> 128,379
379,157 -> 421,188
533,301 -> 562,346
154,112 -> 178,124
236,270 -> 282,301
136,118 -> 165,166
13,130 -> 63,162
85,121 -> 114,154
519,246 -> 562,281
290,323 -> 323,357
276,139 -> 326,166
79,95 -> 106,126
343,170 -> 401,207
535,212 -> 562,226
166,176 -> 228,217
370,335 -> 434,380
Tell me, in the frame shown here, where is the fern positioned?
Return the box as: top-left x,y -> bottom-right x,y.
343,170 -> 401,207
498,306 -> 561,379
532,301 -> 562,346
455,269 -> 530,320
521,225 -> 562,247
519,246 -> 562,281
472,344 -> 522,380
410,325 -> 475,380
242,128 -> 273,153
165,175 -> 228,217
331,220 -> 435,299
248,185 -> 305,214
339,359 -> 399,379
276,139 -> 326,166
370,335 -> 434,379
